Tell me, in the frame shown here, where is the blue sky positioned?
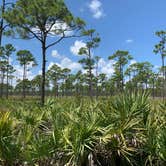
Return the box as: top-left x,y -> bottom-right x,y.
2,0 -> 166,80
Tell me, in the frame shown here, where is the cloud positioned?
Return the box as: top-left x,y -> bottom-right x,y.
154,65 -> 159,69
47,62 -> 55,70
70,40 -> 86,55
125,39 -> 133,43
47,22 -> 73,36
50,56 -> 115,78
98,58 -> 115,77
12,64 -> 35,86
48,57 -> 82,73
38,70 -> 42,75
51,50 -> 61,58
50,49 -> 82,72
27,61 -> 36,68
9,57 -> 13,64
129,60 -> 137,65
31,21 -> 73,37
88,0 -> 104,19
59,57 -> 82,72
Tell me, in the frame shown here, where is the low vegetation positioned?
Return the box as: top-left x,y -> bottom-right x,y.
0,92 -> 165,166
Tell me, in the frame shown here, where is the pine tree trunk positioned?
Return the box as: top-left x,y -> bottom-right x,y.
1,72 -> 5,98
41,41 -> 46,106
0,0 -> 5,46
0,71 -> 2,98
23,64 -> 26,99
88,47 -> 93,98
162,55 -> 165,100
6,57 -> 9,99
0,0 -> 5,98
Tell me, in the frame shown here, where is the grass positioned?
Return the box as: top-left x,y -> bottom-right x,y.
0,92 -> 165,166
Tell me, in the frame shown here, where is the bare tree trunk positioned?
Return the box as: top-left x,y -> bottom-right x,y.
23,64 -> 26,98
0,71 -> 2,98
1,71 -> 5,98
41,40 -> 46,106
88,47 -> 93,98
0,0 -> 5,46
119,64 -> 124,92
152,77 -> 154,99
6,57 -> 9,99
6,67 -> 9,98
10,77 -> 13,96
95,60 -> 99,99
0,0 -> 5,98
162,55 -> 165,101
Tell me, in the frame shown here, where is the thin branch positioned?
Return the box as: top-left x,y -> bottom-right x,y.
13,35 -> 35,40
2,24 -> 9,31
4,2 -> 14,6
46,32 -> 84,49
21,25 -> 43,42
45,21 -> 56,34
46,34 -> 65,49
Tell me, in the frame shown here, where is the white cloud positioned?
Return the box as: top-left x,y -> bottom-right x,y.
48,57 -> 82,73
9,57 -> 13,64
51,49 -> 66,60
130,60 -> 137,65
126,39 -> 133,43
27,61 -> 35,68
38,70 -> 42,75
154,65 -> 159,69
70,40 -> 86,55
88,0 -> 104,19
31,21 -> 73,37
50,49 -> 82,72
98,58 -> 115,77
47,62 -> 55,70
13,65 -> 35,86
51,50 -> 61,58
49,56 -> 115,78
59,57 -> 82,72
47,22 -> 73,36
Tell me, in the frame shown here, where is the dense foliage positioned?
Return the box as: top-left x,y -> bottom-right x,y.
0,92 -> 165,166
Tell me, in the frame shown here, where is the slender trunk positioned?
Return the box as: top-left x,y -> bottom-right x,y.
1,71 -> 4,97
0,0 -> 5,98
54,80 -> 58,97
96,62 -> 98,99
89,70 -> 92,97
6,67 -> 9,98
11,77 -> 13,96
129,72 -> 132,93
62,79 -> 65,96
0,71 -> 2,97
81,84 -> 84,96
65,79 -> 67,97
76,84 -> 79,95
162,55 -> 165,100
88,47 -> 93,98
96,78 -> 98,98
23,64 -> 26,98
145,80 -> 148,90
41,40 -> 46,106
56,84 -> 59,97
6,57 -> 9,99
152,78 -> 155,99
0,0 -> 5,46
119,63 -> 123,92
